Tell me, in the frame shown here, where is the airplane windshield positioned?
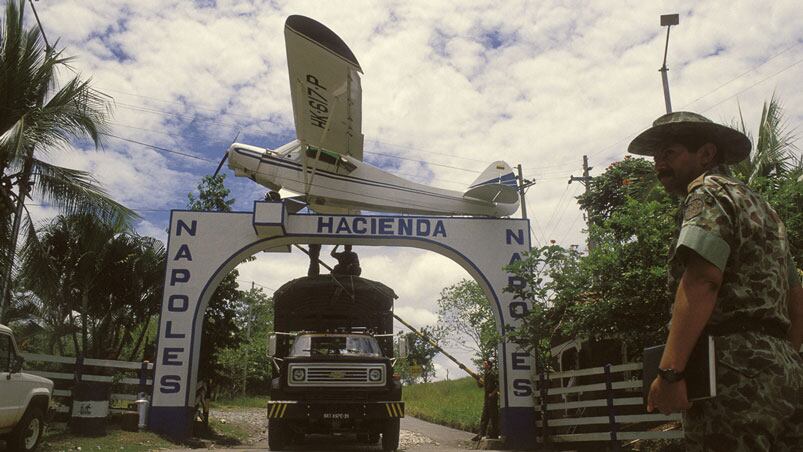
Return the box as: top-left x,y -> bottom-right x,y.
290,335 -> 382,357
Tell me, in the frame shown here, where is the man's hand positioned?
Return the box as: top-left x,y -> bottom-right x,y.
647,377 -> 691,415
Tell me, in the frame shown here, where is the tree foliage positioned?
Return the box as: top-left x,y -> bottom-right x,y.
1,0 -> 135,321
17,213 -> 164,360
215,286 -> 274,396
394,327 -> 441,384
437,279 -> 499,367
187,174 -> 244,389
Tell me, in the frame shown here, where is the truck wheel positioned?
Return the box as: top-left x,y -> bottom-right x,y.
381,419 -> 400,451
7,407 -> 45,452
267,419 -> 288,450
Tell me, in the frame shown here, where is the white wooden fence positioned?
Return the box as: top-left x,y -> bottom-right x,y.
535,362 -> 683,449
20,353 -> 153,415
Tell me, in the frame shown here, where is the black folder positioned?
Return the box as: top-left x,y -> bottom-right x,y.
642,335 -> 717,403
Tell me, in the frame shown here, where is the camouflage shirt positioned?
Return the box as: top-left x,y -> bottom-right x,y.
667,171 -> 799,334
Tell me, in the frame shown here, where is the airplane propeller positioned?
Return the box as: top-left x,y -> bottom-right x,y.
212,131 -> 239,177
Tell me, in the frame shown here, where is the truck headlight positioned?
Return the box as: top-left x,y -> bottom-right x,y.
368,368 -> 383,382
291,368 -> 306,382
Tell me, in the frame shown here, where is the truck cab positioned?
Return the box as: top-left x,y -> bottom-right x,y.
266,276 -> 404,451
0,324 -> 53,452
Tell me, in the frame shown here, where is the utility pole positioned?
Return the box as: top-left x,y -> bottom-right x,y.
659,14 -> 680,114
516,164 -> 536,220
568,155 -> 594,250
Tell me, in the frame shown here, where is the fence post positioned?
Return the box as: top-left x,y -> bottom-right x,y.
74,353 -> 84,383
138,360 -> 149,396
539,371 -> 549,445
603,364 -> 620,451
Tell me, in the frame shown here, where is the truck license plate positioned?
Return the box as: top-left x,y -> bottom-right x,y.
323,413 -> 350,419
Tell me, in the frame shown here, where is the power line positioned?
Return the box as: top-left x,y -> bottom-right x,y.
679,43 -> 800,110
700,57 -> 803,113
101,133 -> 216,163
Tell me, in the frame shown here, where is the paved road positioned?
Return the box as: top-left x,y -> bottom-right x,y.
164,416 -> 480,451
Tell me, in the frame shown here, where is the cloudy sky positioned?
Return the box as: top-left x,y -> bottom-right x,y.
21,0 -> 803,379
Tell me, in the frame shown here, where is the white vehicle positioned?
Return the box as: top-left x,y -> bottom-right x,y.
222,15 -> 520,217
0,324 -> 53,452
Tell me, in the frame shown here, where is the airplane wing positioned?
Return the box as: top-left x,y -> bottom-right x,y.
285,15 -> 364,161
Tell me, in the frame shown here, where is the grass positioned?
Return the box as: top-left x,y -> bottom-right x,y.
209,395 -> 269,409
402,377 -> 484,433
40,423 -> 174,451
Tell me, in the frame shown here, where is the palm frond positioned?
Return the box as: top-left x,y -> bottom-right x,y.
30,159 -> 138,227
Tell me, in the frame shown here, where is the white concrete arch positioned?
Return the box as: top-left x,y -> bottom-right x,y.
149,201 -> 535,446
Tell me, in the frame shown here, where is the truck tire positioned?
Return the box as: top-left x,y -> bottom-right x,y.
7,407 -> 45,452
267,419 -> 288,450
381,419 -> 400,452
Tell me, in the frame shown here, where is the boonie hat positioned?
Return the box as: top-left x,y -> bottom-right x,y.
628,111 -> 751,164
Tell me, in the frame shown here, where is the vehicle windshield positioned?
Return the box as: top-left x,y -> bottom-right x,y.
289,335 -> 382,357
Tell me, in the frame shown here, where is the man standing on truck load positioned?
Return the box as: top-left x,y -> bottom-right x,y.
629,111 -> 803,450
331,244 -> 362,276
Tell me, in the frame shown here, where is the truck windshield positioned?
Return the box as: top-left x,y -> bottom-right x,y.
290,335 -> 382,357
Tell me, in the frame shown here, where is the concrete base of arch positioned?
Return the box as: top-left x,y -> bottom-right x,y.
149,201 -> 537,446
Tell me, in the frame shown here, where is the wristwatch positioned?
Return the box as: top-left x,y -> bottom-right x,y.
657,367 -> 685,383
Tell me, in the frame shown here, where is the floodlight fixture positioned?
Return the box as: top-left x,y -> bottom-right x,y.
661,14 -> 680,27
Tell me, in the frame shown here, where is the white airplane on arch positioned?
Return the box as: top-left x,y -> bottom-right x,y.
221,15 -> 520,217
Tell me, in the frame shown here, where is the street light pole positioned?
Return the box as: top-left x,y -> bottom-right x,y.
659,14 -> 679,114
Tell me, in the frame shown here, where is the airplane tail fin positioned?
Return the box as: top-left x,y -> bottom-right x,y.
464,161 -> 519,204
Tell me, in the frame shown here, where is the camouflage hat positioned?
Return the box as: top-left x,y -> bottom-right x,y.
628,111 -> 751,164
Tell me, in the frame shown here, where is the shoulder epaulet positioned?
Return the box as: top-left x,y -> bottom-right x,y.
686,173 -> 707,193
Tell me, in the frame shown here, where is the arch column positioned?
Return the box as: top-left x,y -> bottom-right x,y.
150,201 -> 535,447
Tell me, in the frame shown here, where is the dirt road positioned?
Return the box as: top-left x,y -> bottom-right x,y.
169,407 -> 480,451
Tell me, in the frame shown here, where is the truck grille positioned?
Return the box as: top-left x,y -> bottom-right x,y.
288,363 -> 386,387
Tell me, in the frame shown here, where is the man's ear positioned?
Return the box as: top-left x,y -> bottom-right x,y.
698,143 -> 718,168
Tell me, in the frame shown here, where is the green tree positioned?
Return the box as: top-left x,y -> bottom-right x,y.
18,214 -> 165,360
394,327 -> 441,384
733,94 -> 802,264
0,0 -> 135,322
437,280 -> 498,367
216,286 -> 274,395
187,174 -> 244,391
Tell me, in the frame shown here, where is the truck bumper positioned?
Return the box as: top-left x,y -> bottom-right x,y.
267,400 -> 404,420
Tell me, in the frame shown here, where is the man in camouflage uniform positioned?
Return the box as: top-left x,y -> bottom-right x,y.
628,111 -> 803,451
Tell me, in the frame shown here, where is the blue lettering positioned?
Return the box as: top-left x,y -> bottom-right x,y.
174,244 -> 192,261
433,221 -> 447,237
317,216 -> 334,233
170,269 -> 190,286
353,218 -> 367,234
513,378 -> 532,397
507,276 -> 526,291
168,295 -> 189,312
509,301 -> 529,319
164,321 -> 186,338
176,220 -> 197,236
162,347 -> 183,366
159,375 -> 181,394
336,218 -> 352,234
508,252 -> 522,265
506,229 -> 524,245
379,218 -> 393,235
512,352 -> 530,370
399,219 -> 412,236
416,220 -> 430,236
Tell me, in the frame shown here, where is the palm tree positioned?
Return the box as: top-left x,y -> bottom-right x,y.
0,0 -> 136,321
732,93 -> 801,189
20,214 -> 165,359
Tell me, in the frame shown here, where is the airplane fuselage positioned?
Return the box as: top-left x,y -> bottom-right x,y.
227,142 -> 518,217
